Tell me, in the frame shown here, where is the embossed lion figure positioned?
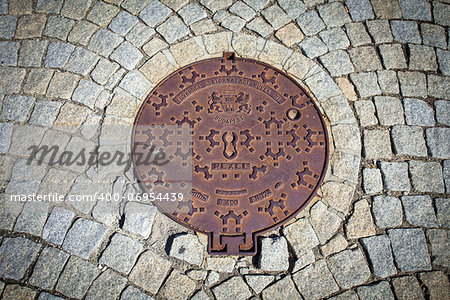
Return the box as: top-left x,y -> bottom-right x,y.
236,92 -> 251,114
207,92 -> 223,113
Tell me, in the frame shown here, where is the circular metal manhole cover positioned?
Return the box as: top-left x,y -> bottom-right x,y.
132,53 -> 329,255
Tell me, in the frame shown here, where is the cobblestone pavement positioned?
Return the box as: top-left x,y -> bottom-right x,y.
0,0 -> 449,299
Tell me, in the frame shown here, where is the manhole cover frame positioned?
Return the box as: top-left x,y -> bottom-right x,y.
132,53 -> 330,255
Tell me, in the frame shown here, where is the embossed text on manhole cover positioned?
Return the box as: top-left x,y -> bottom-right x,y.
132,53 -> 329,255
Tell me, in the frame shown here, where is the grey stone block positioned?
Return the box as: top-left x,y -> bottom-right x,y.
0,237 -> 40,280
44,42 -> 75,68
409,160 -> 445,193
355,100 -> 378,127
391,20 -> 421,44
212,276 -> 252,300
436,100 -> 450,126
378,44 -> 407,69
29,247 -> 69,290
122,201 -> 157,238
99,233 -> 143,274
391,125 -> 427,157
36,0 -> 63,13
258,236 -> 289,272
88,29 -> 124,57
388,228 -> 431,272
278,0 -> 307,19
168,233 -> 204,266
0,15 -> 17,39
56,256 -> 100,299
436,49 -> 450,76
319,27 -> 350,51
372,195 -> 403,228
300,36 -> 328,58
139,0 -> 171,27
43,16 -> 75,40
433,1 -> 450,27
38,292 -> 65,300
42,206 -> 75,245
62,218 -> 109,259
156,16 -> 189,44
328,249 -> 371,289
68,20 -> 98,46
379,162 -> 410,192
246,17 -> 273,38
261,5 -> 290,30
361,235 -> 397,278
120,285 -> 155,300
129,250 -> 171,294
14,201 -> 49,236
0,122 -> 13,153
427,229 -> 449,268
65,47 -> 99,76
357,282 -> 395,300
221,15 -> 246,32
317,2 -> 351,28
435,198 -> 449,227
126,22 -> 155,48
374,96 -> 404,126
243,0 -> 267,11
0,41 -> 19,66
392,276 -> 425,300
421,24 -> 446,49
398,0 -> 431,21
180,3 -> 207,25
402,195 -> 438,227
377,70 -> 399,94
398,71 -> 427,98
296,10 -> 325,36
18,40 -> 47,67
0,95 -> 35,122
363,168 -> 383,194
345,0 -> 374,21
345,22 -> 371,46
72,79 -> 104,109
350,72 -> 381,98
426,128 -> 450,159
86,1 -> 120,27
403,98 -> 435,126
428,75 -> 450,99
320,50 -> 354,76
408,44 -> 437,71
85,269 -> 127,300
109,11 -> 138,36
363,129 -> 392,159
110,41 -> 143,70
91,58 -> 120,85
367,20 -> 393,43
61,0 -> 92,20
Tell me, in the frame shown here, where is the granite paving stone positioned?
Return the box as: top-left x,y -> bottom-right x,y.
139,0 -> 171,27
357,281 -> 395,300
0,237 -> 40,280
122,201 -> 157,238
363,129 -> 392,159
426,127 -> 449,158
371,0 -> 402,19
43,16 -> 75,40
275,23 -> 304,47
129,250 -> 171,294
72,79 -> 104,109
99,233 -> 143,274
377,70 -> 399,94
160,271 -> 197,300
65,47 -> 99,76
388,228 -> 431,272
44,42 -> 75,68
372,195 -> 403,228
68,20 -> 98,46
361,235 -> 397,278
292,260 -> 339,300
408,44 -> 437,71
379,162 -> 410,192
262,276 -> 301,299
0,15 -> 17,39
421,24 -> 446,49
345,0 -> 374,21
296,10 -> 325,36
119,70 -> 153,99
110,41 -> 143,70
392,276 -> 425,300
36,0 -> 64,13
61,0 -> 92,20
18,40 -> 47,68
310,201 -> 342,243
243,0 -> 268,11
42,206 -> 75,245
345,22 -> 372,46
87,1 -> 120,27
199,0 -> 232,13
398,0 -> 431,21
278,0 -> 307,19
404,98 -> 435,126
350,72 -> 381,98
398,71 -> 427,98
420,271 -> 450,300
229,1 -> 255,22
47,71 -> 80,100
85,269 -> 127,300
0,0 -> 6,13
126,22 -> 155,48
409,160 -> 445,193
444,161 -> 450,193
328,249 -> 371,289
221,15 -> 246,32
355,100 -> 378,127
402,195 -> 438,227
320,50 -> 355,76
120,285 -> 155,300
435,198 -> 450,227
436,49 -> 450,76
329,290 -> 359,300
426,229 -> 449,268
317,2 -> 351,28
374,96 -> 404,126
300,36 -> 328,59
335,77 -> 357,101
320,234 -> 348,258
14,201 -> 49,235
38,292 -> 65,300
143,37 -> 168,58
367,20 -> 393,44
427,75 -> 450,99
169,233 -> 204,266
212,276 -> 252,300
433,1 -> 450,27
0,95 -> 35,122
363,168 -> 383,194
213,10 -> 230,23
156,16 -> 189,44
391,21 -> 421,44
245,275 -> 273,294
109,11 -> 138,36
378,44 -> 407,69
0,122 -> 13,153
391,125 -> 427,157
206,257 -> 235,273
261,5 -> 290,30
88,29 -> 124,57
345,199 -> 376,239
179,3 -> 207,25
3,285 -> 37,299
258,236 -> 290,271
283,218 -> 319,256
121,0 -> 151,15
0,41 -> 19,66
190,19 -> 216,35
15,14 -> 47,39
9,0 -> 33,13
319,27 -> 350,51
56,256 -> 100,299
29,246 -> 69,290
62,218 -> 109,259
8,125 -> 46,157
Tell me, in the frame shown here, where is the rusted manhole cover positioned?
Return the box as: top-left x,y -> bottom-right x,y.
132,53 -> 329,255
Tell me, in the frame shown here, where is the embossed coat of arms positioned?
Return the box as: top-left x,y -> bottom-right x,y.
207,91 -> 251,114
